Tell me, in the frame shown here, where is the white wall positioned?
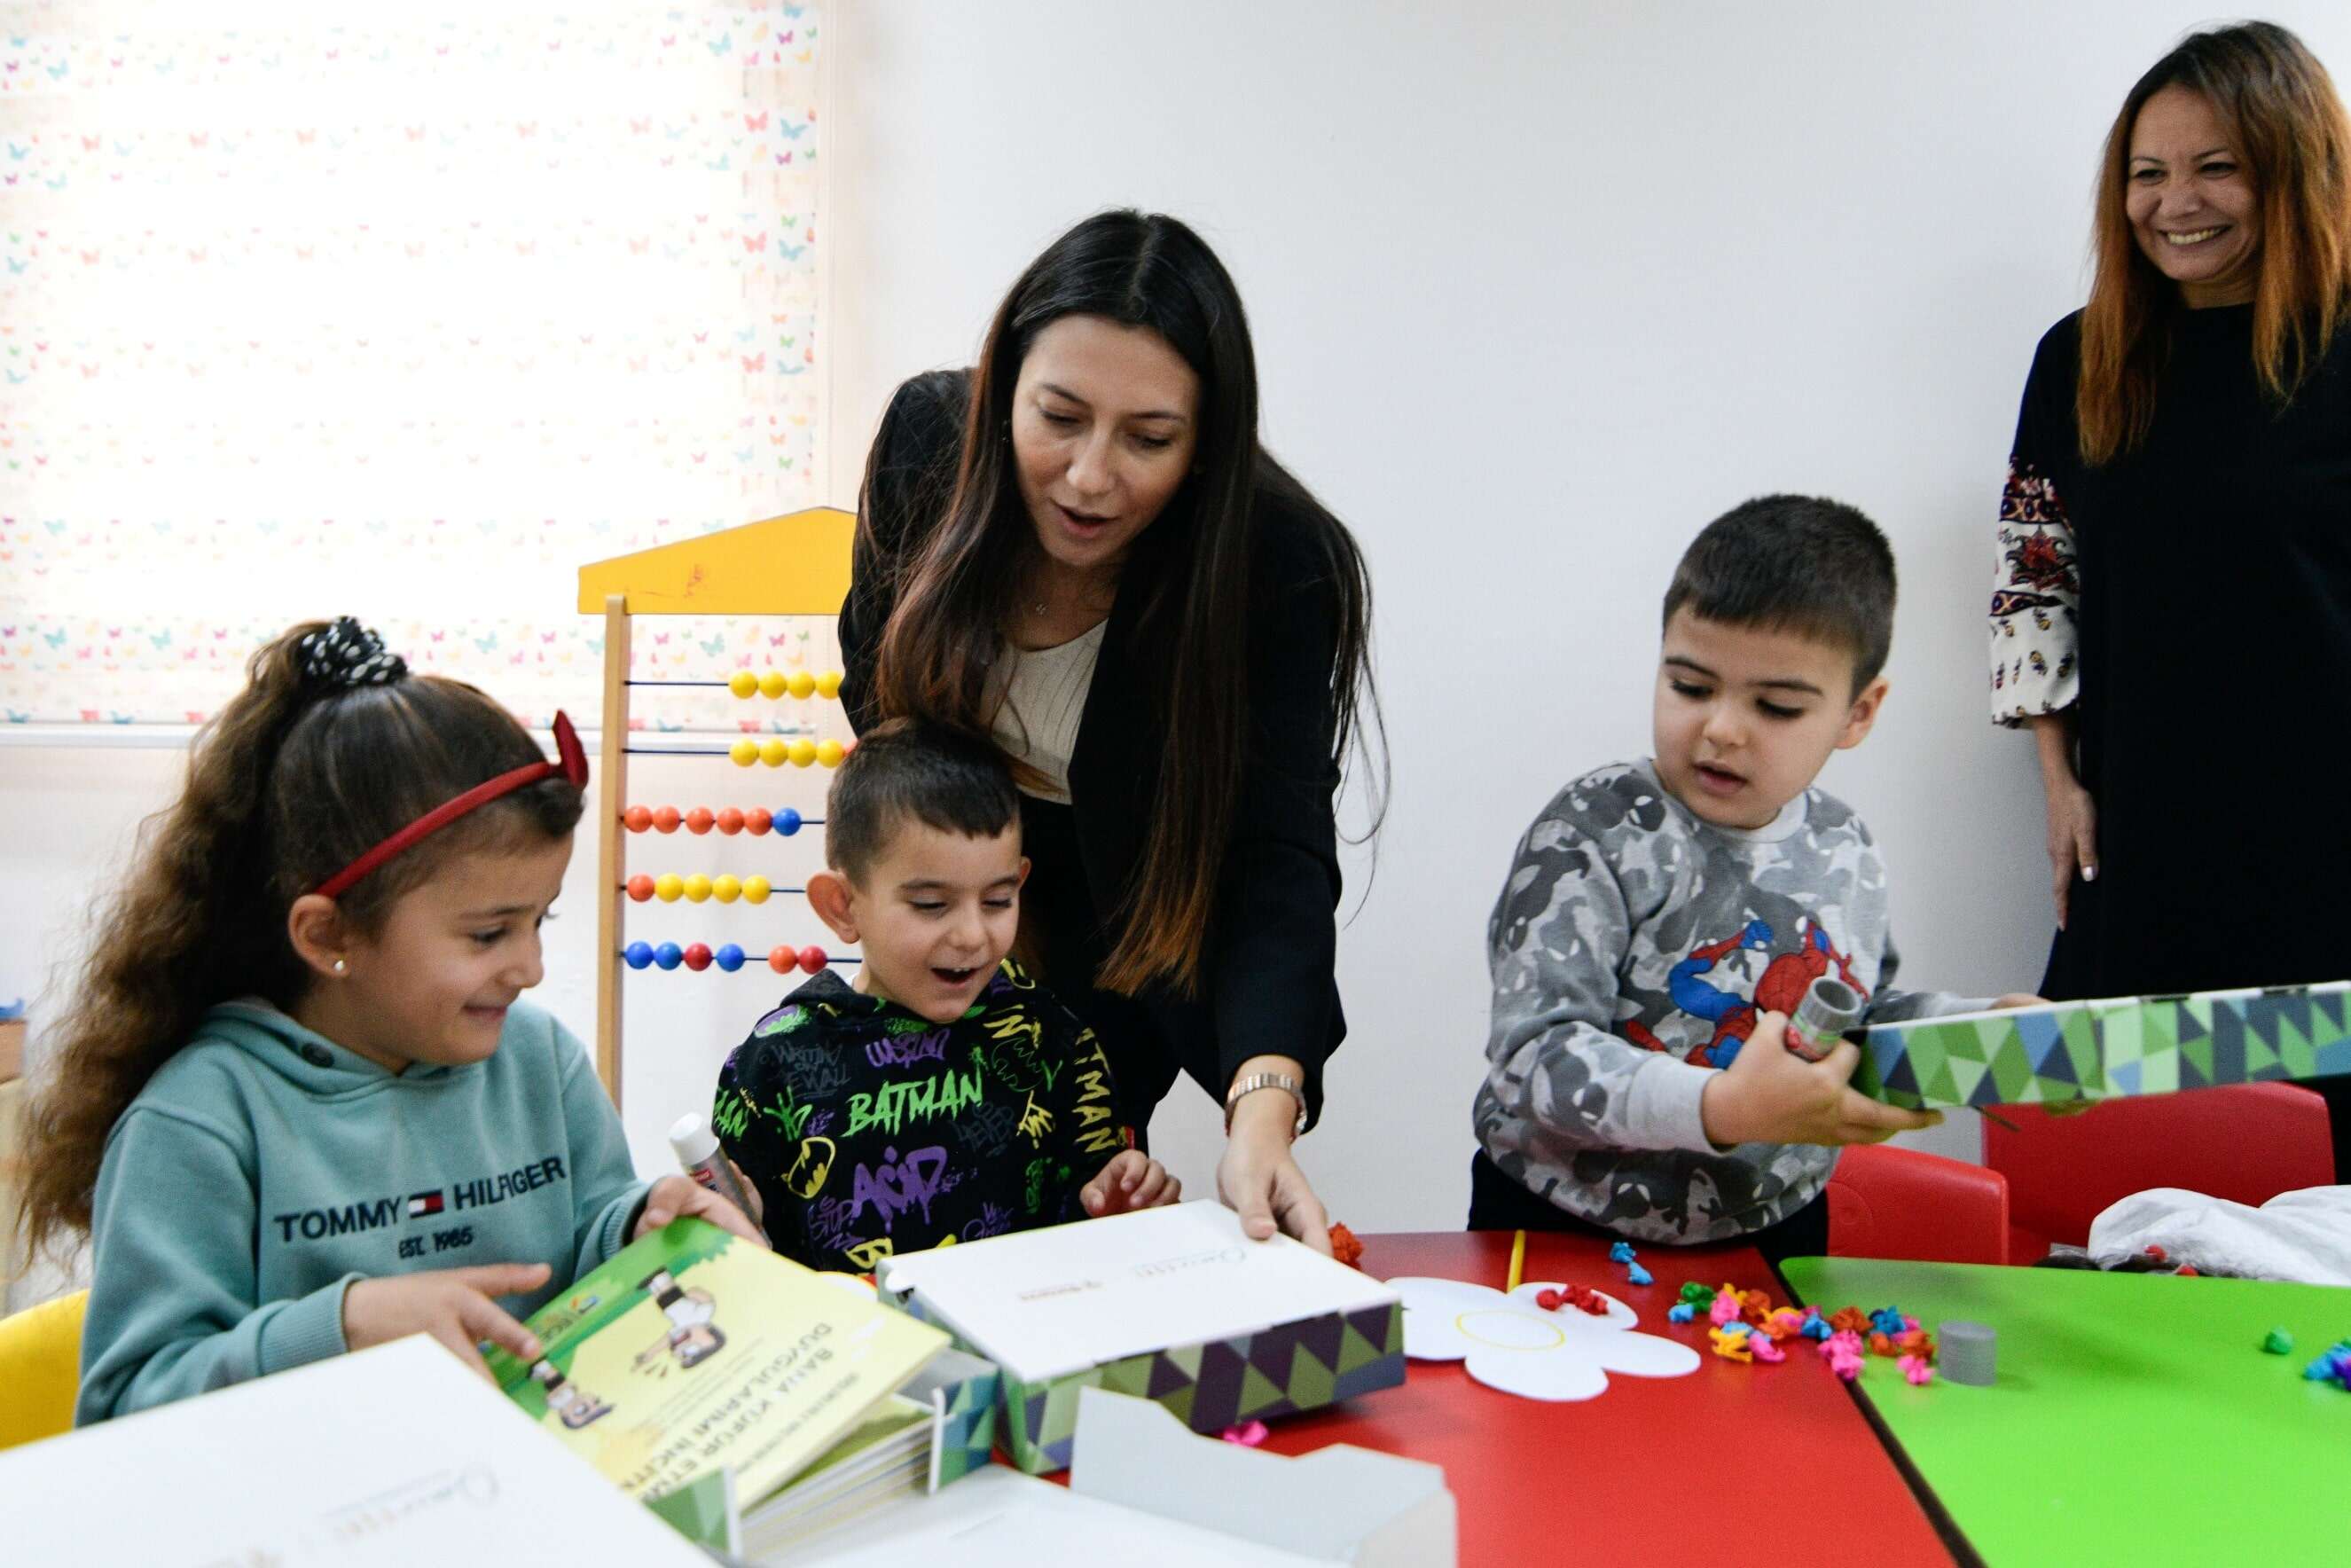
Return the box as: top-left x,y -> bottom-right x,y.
10,4 -> 2350,1264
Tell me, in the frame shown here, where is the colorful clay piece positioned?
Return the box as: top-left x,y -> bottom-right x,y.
1326,1222 -> 1364,1269
1668,1303 -> 1696,1324
1751,1336 -> 1787,1364
2300,1342 -> 2351,1389
1762,1307 -> 1807,1342
1899,1355 -> 1935,1387
1609,1242 -> 1636,1265
1799,1312 -> 1832,1342
1626,1263 -> 1654,1287
1869,1306 -> 1908,1337
1830,1306 -> 1870,1336
1536,1288 -> 1563,1312
1708,1293 -> 1743,1328
2262,1327 -> 2295,1355
1709,1326 -> 1754,1362
1679,1282 -> 1717,1308
1220,1420 -> 1270,1447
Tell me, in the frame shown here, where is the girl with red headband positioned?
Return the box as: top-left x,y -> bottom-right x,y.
20,618 -> 757,1423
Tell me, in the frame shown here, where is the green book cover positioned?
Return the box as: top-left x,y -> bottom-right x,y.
484,1217 -> 947,1505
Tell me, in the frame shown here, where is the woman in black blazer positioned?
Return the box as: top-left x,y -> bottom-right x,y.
839,211 -> 1381,1250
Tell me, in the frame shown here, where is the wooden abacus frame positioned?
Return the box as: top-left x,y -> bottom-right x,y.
576,506 -> 856,1108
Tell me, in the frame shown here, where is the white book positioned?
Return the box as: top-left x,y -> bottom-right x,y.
0,1335 -> 711,1568
876,1201 -> 1399,1382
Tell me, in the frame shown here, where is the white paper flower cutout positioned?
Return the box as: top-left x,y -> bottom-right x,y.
1391,1277 -> 1701,1401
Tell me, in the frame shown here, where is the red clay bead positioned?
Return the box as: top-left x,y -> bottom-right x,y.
625,874 -> 654,902
623,804 -> 652,833
716,807 -> 745,835
651,805 -> 682,834
682,943 -> 713,972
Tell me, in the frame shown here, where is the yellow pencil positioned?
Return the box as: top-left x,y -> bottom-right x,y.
1505,1228 -> 1527,1294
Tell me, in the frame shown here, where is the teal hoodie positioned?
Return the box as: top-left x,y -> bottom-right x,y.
76,999 -> 648,1425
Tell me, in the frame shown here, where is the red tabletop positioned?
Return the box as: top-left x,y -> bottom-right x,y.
1257,1231 -> 1955,1567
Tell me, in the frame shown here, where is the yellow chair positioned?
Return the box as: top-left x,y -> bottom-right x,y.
0,1289 -> 86,1448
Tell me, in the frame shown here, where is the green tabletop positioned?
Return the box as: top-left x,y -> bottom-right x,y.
1781,1258 -> 2351,1565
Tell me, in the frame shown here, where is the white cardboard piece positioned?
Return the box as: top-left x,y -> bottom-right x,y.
0,1335 -> 712,1568
1069,1387 -> 1455,1567
782,1393 -> 1455,1568
874,1199 -> 1399,1383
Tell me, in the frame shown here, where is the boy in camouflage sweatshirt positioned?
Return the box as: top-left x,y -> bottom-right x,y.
1472,497 -> 2037,1258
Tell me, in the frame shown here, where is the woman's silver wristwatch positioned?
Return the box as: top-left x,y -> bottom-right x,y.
1224,1072 -> 1308,1139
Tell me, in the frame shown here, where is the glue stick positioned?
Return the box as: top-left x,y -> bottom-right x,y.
668,1111 -> 755,1216
1787,976 -> 1864,1062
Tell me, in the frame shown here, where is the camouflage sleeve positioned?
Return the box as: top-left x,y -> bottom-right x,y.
1482,812 -> 1718,1156
1864,927 -> 1994,1023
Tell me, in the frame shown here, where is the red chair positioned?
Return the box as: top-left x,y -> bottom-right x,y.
1984,1083 -> 2335,1265
1825,1143 -> 2011,1266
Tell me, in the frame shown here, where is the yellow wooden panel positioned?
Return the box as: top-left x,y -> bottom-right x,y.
576,506 -> 855,616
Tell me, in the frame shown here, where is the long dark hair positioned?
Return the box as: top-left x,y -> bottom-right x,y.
18,620 -> 583,1257
867,210 -> 1382,994
2079,21 -> 2351,462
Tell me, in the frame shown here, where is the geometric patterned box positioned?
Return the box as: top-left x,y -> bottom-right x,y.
889,1293 -> 1406,1475
899,1347 -> 1002,1490
1850,981 -> 2351,1110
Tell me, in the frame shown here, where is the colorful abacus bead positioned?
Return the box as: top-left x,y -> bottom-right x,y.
816,738 -> 844,767
760,738 -> 788,767
744,806 -> 773,835
683,874 -> 713,903
625,874 -> 655,903
686,807 -> 715,835
716,807 -> 745,835
797,945 -> 827,974
758,670 -> 788,700
683,943 -> 713,973
652,805 -> 682,834
742,875 -> 772,904
728,670 -> 758,699
623,805 -> 652,833
654,874 -> 685,903
788,738 -> 818,768
623,941 -> 655,969
654,943 -> 684,971
816,670 -> 842,699
767,945 -> 796,974
730,740 -> 758,767
773,807 -> 803,835
713,874 -> 742,904
715,944 -> 746,973
787,670 -> 817,700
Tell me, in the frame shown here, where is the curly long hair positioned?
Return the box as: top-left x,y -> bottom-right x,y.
865,210 -> 1383,996
14,621 -> 583,1259
2080,22 -> 2351,462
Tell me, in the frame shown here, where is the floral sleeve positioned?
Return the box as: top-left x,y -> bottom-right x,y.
1989,350 -> 2081,725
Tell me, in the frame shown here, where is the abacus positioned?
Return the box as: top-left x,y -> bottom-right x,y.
577,506 -> 859,1107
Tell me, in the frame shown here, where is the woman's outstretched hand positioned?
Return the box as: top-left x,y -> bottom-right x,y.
1217,1083 -> 1331,1254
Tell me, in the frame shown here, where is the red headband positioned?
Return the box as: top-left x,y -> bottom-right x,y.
313,711 -> 588,900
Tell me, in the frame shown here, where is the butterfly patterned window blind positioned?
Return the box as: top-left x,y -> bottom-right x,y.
0,1 -> 827,731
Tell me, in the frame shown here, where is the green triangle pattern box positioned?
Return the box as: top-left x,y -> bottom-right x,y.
1850,980 -> 2351,1110
876,1202 -> 1407,1473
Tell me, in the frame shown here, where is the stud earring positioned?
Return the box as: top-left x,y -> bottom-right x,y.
332,959 -> 349,976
